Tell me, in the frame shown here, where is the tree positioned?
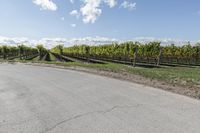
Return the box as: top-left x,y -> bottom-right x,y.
84,45 -> 90,62
57,45 -> 64,55
2,45 -> 9,59
18,45 -> 25,60
36,44 -> 47,60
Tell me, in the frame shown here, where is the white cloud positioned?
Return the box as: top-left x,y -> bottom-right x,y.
0,36 -> 118,48
80,0 -> 102,24
130,37 -> 193,46
70,0 -> 74,4
69,10 -> 80,18
68,36 -> 118,45
79,0 -> 117,24
104,0 -> 117,8
120,1 -> 136,10
70,24 -> 77,27
1,36 -> 200,48
31,0 -> 135,23
61,17 -> 65,21
0,36 -> 28,44
33,0 -> 57,11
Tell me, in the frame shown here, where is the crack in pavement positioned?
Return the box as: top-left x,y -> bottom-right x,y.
40,104 -> 141,133
0,118 -> 37,127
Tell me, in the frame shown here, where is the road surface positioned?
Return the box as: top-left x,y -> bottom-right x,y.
0,63 -> 200,133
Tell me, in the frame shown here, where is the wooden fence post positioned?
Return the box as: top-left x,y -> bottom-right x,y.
157,48 -> 162,66
133,48 -> 138,67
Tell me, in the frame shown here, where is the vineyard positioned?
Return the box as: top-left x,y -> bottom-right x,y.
0,45 -> 38,60
1,42 -> 200,67
0,45 -> 73,62
51,42 -> 200,67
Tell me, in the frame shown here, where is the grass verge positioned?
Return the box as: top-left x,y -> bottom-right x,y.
21,60 -> 200,87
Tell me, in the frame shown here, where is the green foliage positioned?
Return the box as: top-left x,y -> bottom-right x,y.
0,45 -> 38,60
36,44 -> 47,60
57,42 -> 162,59
51,45 -> 64,55
18,45 -> 38,60
49,41 -> 200,65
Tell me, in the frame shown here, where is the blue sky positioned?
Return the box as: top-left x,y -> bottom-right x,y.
0,0 -> 200,41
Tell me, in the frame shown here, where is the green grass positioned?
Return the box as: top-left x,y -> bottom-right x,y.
82,63 -> 198,86
32,56 -> 40,61
126,66 -> 200,86
49,53 -> 57,61
28,61 -> 200,86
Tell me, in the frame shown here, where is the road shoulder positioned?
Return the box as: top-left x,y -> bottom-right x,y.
10,62 -> 200,100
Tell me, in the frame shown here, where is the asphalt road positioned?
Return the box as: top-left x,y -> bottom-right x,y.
0,63 -> 200,133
